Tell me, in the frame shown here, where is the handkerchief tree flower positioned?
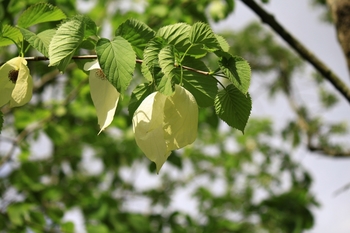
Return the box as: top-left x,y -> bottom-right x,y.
84,60 -> 120,134
0,57 -> 33,108
132,85 -> 198,173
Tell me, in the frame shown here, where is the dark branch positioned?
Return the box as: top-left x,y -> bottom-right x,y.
240,0 -> 350,104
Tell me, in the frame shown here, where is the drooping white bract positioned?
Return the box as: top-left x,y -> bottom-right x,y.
84,60 -> 120,134
133,85 -> 198,173
0,57 -> 33,108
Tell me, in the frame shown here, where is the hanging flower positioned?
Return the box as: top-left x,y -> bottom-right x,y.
133,85 -> 198,173
84,60 -> 120,134
0,57 -> 33,108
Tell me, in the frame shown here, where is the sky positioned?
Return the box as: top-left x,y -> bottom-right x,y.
214,1 -> 350,232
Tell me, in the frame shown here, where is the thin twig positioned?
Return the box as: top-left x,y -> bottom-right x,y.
23,55 -> 211,76
334,181 -> 350,196
240,0 -> 350,104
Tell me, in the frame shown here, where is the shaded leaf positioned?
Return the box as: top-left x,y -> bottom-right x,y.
219,54 -> 251,94
128,83 -> 155,117
180,57 -> 217,107
215,84 -> 251,132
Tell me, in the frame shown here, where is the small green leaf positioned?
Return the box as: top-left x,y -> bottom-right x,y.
0,24 -> 23,47
115,19 -> 155,59
158,45 -> 178,95
19,28 -> 55,57
7,203 -> 34,226
49,17 -> 85,71
61,222 -> 75,233
87,224 -> 109,233
215,84 -> 251,132
219,54 -> 251,94
96,37 -> 136,93
215,34 -> 229,52
128,83 -> 155,117
189,22 -> 221,51
17,3 -> 66,28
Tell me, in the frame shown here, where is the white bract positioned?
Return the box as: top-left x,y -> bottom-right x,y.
0,57 -> 33,108
133,85 -> 198,173
84,60 -> 120,134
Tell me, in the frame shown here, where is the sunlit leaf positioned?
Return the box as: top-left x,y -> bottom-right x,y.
158,45 -> 178,95
189,22 -> 221,51
156,23 -> 191,48
48,17 -> 84,71
19,28 -> 55,57
96,37 -> 136,93
17,3 -> 66,28
115,19 -> 155,59
0,24 -> 23,47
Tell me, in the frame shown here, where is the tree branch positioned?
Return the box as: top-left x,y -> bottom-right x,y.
240,0 -> 350,104
23,55 -> 211,76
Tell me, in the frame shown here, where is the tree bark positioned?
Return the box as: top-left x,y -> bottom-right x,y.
327,0 -> 350,76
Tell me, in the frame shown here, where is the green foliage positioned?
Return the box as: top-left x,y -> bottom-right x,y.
17,3 -> 66,28
96,37 -> 136,93
0,1 -> 340,232
215,84 -> 252,132
0,24 -> 22,47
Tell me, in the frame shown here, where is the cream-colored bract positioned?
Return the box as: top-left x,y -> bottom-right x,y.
133,85 -> 198,173
0,57 -> 33,108
84,60 -> 120,134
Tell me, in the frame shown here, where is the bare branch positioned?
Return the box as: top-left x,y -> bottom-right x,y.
240,0 -> 350,104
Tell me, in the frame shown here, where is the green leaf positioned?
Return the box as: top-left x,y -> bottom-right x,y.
141,62 -> 153,82
0,24 -> 23,47
19,28 -> 55,57
189,22 -> 221,51
17,3 -> 66,28
156,23 -> 191,48
214,84 -> 251,132
180,58 -> 218,107
87,224 -> 109,233
158,45 -> 178,95
128,83 -> 155,117
143,37 -> 166,74
215,34 -> 229,52
61,222 -> 75,233
7,203 -> 34,226
82,15 -> 97,38
115,19 -> 155,59
96,37 -> 136,93
219,54 -> 251,94
48,17 -> 85,71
